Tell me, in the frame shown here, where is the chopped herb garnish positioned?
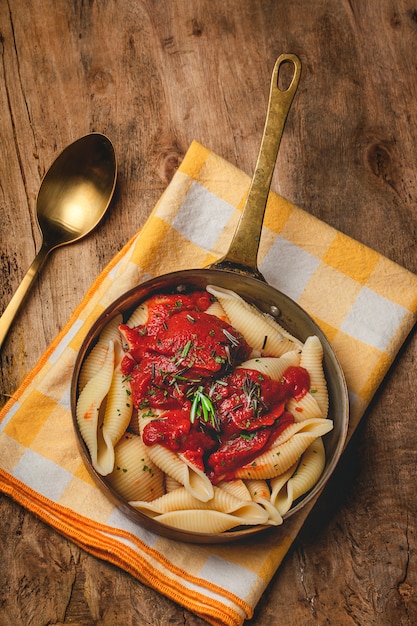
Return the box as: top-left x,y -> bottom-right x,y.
222,328 -> 240,347
181,340 -> 193,358
224,345 -> 232,365
242,374 -> 264,416
240,432 -> 256,440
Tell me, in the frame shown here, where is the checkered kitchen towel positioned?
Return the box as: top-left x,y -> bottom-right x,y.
1,141 -> 416,626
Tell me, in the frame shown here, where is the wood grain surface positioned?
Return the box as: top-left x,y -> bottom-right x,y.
1,1 -> 417,624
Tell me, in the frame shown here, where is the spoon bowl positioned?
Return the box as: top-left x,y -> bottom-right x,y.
0,133 -> 117,349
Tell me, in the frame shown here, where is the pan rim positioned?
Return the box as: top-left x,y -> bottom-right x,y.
71,268 -> 349,544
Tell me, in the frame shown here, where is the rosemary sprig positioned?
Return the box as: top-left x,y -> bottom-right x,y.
190,385 -> 218,429
222,328 -> 240,347
181,339 -> 193,358
242,374 -> 266,416
172,340 -> 194,367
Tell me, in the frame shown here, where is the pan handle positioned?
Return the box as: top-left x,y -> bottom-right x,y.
210,53 -> 301,280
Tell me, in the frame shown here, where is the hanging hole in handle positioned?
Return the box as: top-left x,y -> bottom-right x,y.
277,56 -> 299,92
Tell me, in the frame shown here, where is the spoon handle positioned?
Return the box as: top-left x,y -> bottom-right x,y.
0,245 -> 50,350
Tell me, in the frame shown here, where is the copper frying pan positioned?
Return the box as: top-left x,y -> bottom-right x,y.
71,54 -> 349,543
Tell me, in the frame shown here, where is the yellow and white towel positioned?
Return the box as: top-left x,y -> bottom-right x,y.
1,141 -> 416,626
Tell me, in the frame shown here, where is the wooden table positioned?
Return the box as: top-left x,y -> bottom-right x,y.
1,1 -> 416,624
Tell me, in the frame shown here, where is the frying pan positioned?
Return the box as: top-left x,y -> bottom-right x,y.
71,54 -> 349,543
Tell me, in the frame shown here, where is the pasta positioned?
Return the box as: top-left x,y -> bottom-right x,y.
217,479 -> 252,502
206,285 -> 303,356
299,335 -> 329,417
233,418 -> 332,480
245,479 -> 283,524
131,485 -> 270,532
237,351 -> 301,380
76,340 -> 116,474
286,392 -> 324,421
147,444 -> 214,503
126,303 -> 148,328
137,411 -> 214,502
78,315 -> 122,392
77,336 -> 134,476
165,474 -> 182,493
204,300 -> 228,320
107,433 -> 165,502
270,437 -> 326,515
131,485 -> 268,521
76,285 -> 334,534
153,509 -> 264,534
98,357 -> 133,475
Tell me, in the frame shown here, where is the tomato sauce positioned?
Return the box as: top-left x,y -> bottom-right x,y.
120,291 -> 310,482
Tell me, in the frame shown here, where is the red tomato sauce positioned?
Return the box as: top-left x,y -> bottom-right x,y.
120,291 -> 310,483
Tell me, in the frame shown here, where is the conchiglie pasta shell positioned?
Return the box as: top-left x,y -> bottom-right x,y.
126,302 -> 148,327
154,509 -> 266,533
165,475 -> 182,493
137,408 -> 165,431
76,340 -> 115,474
238,351 -> 301,380
245,479 -> 270,501
300,335 -> 329,418
138,412 -> 214,502
234,418 -> 333,480
287,392 -> 324,422
217,479 -> 252,501
270,437 -> 326,515
245,479 -> 283,525
96,363 -> 133,475
205,300 -> 229,321
145,444 -> 214,502
206,285 -> 302,356
131,485 -> 268,525
290,436 -> 326,496
135,408 -> 164,438
268,463 -> 298,495
270,417 -> 331,447
107,433 -> 165,502
78,316 -> 122,392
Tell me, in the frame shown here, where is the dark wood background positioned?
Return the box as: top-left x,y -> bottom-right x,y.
1,1 -> 416,624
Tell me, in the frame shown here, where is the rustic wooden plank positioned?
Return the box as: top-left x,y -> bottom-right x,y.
1,0 -> 417,624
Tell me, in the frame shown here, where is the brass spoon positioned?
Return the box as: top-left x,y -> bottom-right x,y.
0,133 -> 117,350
